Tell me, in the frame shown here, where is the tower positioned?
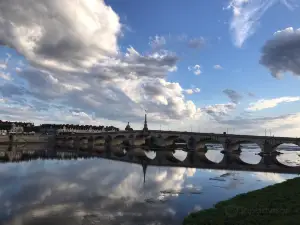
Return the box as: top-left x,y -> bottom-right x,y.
142,113 -> 148,132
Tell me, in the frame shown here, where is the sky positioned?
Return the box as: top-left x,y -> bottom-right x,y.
0,0 -> 300,137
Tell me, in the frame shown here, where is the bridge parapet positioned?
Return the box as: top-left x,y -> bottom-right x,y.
55,131 -> 300,155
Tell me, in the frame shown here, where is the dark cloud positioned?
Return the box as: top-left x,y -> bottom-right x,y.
223,89 -> 243,104
202,103 -> 236,120
260,27 -> 300,78
248,92 -> 256,97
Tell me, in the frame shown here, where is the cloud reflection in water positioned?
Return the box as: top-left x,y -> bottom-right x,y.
0,147 -> 299,225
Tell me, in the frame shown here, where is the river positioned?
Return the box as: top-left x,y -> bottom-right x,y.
0,144 -> 299,225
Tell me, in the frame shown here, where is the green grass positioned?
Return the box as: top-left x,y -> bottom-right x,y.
183,177 -> 300,225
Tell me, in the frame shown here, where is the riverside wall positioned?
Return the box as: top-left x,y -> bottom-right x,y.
0,134 -> 55,144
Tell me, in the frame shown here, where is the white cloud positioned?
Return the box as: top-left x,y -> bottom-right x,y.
213,65 -> 223,70
253,173 -> 287,183
247,96 -> 300,111
0,0 -> 300,138
225,0 -> 296,47
221,112 -> 300,137
0,0 -> 201,125
260,27 -> 300,78
188,65 -> 201,75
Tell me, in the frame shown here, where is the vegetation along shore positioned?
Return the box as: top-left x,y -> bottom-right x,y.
183,177 -> 300,225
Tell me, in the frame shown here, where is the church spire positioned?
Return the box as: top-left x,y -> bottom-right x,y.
143,111 -> 148,132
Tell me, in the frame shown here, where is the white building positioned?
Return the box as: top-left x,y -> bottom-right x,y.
9,123 -> 24,134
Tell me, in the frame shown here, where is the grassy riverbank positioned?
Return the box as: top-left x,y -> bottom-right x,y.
183,177 -> 300,225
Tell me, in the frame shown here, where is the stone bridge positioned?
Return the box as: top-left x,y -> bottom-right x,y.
55,130 -> 300,154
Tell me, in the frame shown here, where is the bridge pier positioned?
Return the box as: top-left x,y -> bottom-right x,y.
154,151 -> 173,164
262,141 -> 274,154
219,151 -> 240,166
191,148 -> 215,164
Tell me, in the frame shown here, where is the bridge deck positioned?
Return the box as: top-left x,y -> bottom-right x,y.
57,130 -> 299,142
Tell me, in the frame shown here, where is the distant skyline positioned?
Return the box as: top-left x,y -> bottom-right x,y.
0,0 -> 300,136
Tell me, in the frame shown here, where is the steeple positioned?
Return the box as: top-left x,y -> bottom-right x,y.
143,113 -> 148,132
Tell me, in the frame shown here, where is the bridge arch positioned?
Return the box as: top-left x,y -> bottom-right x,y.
273,143 -> 300,167
272,142 -> 300,151
164,135 -> 181,146
153,149 -> 188,163
111,146 -> 127,157
228,140 -> 262,165
79,137 -> 89,146
129,148 -> 155,161
111,135 -> 127,146
133,134 -> 147,146
94,136 -> 106,145
196,139 -> 224,151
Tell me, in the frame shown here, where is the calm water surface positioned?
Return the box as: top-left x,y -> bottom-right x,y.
0,145 -> 299,225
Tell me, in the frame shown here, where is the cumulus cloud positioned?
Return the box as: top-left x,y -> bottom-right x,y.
149,35 -> 166,49
260,27 -> 300,78
247,96 -> 300,111
187,37 -> 205,49
0,0 -> 201,125
223,89 -> 243,104
188,65 -> 201,75
225,0 -> 296,47
213,65 -> 223,70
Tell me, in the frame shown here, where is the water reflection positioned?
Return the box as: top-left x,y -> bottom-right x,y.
172,149 -> 187,161
276,144 -> 300,166
240,144 -> 261,165
0,144 -> 299,225
144,151 -> 156,160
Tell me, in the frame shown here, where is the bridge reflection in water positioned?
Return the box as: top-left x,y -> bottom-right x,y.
0,142 -> 300,174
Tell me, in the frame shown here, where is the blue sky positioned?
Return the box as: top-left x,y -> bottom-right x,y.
0,0 -> 300,136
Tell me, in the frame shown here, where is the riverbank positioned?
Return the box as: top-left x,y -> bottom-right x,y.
183,177 -> 300,225
0,134 -> 54,144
